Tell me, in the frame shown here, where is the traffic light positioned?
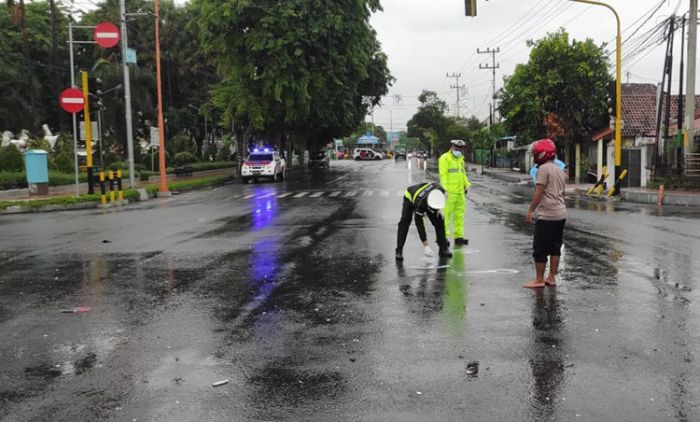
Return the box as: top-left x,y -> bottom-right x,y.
465,0 -> 477,17
605,80 -> 616,115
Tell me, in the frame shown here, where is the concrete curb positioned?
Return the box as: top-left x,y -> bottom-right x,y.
0,199 -> 134,215
481,169 -> 531,183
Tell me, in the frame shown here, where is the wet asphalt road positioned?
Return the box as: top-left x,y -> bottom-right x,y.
1,159 -> 700,422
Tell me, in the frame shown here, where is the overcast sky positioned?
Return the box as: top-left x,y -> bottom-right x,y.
369,0 -> 696,131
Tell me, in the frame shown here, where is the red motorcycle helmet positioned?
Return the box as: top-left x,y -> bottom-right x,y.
532,138 -> 557,165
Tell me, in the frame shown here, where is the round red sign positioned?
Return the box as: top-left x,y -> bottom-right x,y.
59,88 -> 86,113
93,22 -> 120,49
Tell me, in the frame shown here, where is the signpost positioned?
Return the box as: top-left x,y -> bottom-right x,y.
93,22 -> 120,49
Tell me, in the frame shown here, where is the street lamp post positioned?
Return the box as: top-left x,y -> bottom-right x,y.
569,0 -> 622,190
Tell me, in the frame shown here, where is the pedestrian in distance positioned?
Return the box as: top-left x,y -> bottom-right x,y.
439,139 -> 472,246
395,182 -> 452,261
524,138 -> 567,289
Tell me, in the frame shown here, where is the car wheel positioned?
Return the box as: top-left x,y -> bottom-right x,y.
375,156 -> 381,160
242,177 -> 250,184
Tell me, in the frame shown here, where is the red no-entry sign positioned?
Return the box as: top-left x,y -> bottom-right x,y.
59,88 -> 86,113
94,22 -> 120,49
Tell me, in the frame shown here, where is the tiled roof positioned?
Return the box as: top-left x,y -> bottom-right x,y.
618,83 -> 700,137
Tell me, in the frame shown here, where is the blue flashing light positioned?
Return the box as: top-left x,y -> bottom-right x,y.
253,148 -> 259,153
264,148 -> 270,152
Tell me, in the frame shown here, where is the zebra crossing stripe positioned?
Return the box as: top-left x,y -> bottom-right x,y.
309,191 -> 324,198
380,191 -> 389,197
277,192 -> 294,198
243,194 -> 255,199
293,191 -> 309,198
362,190 -> 374,196
259,192 -> 277,198
345,190 -> 358,197
329,191 -> 342,197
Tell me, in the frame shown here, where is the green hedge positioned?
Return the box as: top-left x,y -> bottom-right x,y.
0,161 -> 234,190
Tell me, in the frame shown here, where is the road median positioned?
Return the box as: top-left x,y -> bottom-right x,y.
0,174 -> 234,215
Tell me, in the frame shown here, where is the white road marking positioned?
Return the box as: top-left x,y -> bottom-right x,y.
469,269 -> 520,275
277,192 -> 294,198
380,190 -> 389,197
329,191 -> 342,197
345,190 -> 358,197
362,190 -> 374,196
243,194 -> 255,199
293,191 -> 309,198
310,191 -> 324,198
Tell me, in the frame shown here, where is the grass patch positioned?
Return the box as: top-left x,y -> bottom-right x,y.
0,190 -> 139,211
144,175 -> 232,194
0,174 -> 230,212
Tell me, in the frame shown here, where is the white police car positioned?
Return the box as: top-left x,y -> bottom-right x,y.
241,148 -> 286,183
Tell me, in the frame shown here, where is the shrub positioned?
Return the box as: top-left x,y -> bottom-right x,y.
174,151 -> 195,166
0,145 -> 24,172
52,150 -> 74,173
109,161 -> 126,170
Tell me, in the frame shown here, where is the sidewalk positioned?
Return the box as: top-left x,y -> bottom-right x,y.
481,166 -> 700,206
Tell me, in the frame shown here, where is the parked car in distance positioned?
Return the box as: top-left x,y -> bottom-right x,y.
415,151 -> 429,159
353,148 -> 384,160
308,150 -> 330,168
241,148 -> 286,183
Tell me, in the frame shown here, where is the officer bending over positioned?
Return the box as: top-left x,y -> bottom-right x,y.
395,182 -> 453,261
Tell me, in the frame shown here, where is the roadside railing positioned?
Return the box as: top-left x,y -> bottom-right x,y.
685,154 -> 700,177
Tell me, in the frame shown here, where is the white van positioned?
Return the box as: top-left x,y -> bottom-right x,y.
353,148 -> 384,160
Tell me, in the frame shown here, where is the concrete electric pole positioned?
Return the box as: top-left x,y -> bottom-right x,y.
685,0 -> 697,154
447,72 -> 466,119
477,47 -> 500,124
119,0 -> 136,188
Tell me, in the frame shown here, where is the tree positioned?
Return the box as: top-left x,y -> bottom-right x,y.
407,90 -> 450,154
499,29 -> 612,148
194,0 -> 392,154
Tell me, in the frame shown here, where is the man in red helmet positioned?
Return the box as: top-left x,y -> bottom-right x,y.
524,138 -> 567,289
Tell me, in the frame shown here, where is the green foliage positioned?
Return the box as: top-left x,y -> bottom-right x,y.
499,29 -> 612,146
407,91 -> 451,152
51,150 -> 74,173
174,152 -> 195,166
0,145 -> 24,172
195,0 -> 392,149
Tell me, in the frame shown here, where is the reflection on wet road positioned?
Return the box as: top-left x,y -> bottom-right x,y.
1,160 -> 699,421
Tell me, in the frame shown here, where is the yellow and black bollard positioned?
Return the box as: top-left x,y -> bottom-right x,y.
99,171 -> 107,207
607,169 -> 628,197
586,166 -> 608,197
108,170 -> 115,205
117,169 -> 123,204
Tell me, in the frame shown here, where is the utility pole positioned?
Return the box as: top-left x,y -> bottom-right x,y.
119,0 -> 136,188
685,0 -> 698,156
677,15 -> 686,175
446,72 -> 465,119
477,47 -> 500,122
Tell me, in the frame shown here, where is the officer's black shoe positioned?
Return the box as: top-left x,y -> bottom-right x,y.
454,238 -> 469,245
395,249 -> 404,261
438,248 -> 453,258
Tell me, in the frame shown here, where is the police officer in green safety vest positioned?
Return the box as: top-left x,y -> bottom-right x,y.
395,182 -> 453,261
439,139 -> 472,245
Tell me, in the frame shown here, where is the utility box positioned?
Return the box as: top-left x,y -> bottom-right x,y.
25,149 -> 49,196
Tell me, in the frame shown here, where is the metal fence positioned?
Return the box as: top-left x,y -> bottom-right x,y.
686,154 -> 700,177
